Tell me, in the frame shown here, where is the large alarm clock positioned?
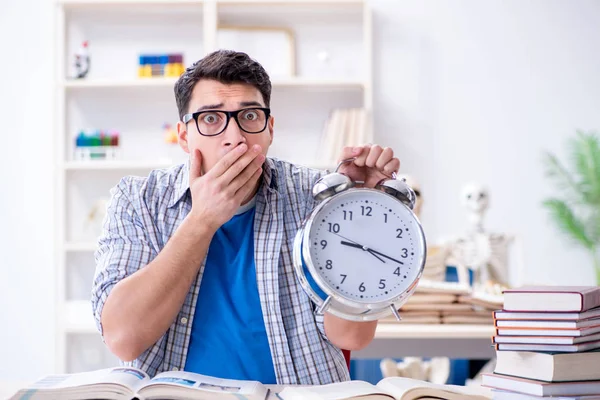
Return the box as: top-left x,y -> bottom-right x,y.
293,159 -> 427,321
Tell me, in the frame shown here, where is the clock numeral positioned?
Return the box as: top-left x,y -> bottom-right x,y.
325,260 -> 333,270
396,228 -> 403,238
359,282 -> 366,292
361,206 -> 372,216
320,240 -> 327,249
401,248 -> 408,258
343,210 -> 353,221
393,267 -> 401,276
327,223 -> 340,233
340,274 -> 347,284
383,213 -> 388,223
379,279 -> 386,289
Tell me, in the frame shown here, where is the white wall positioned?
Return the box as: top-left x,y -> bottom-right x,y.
0,0 -> 55,381
370,0 -> 600,285
1,0 -> 599,382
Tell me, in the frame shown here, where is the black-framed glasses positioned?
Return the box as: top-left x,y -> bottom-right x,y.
182,107 -> 271,137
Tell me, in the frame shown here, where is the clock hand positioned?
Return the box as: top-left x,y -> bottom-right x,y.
367,249 -> 404,265
332,232 -> 403,266
339,240 -> 386,263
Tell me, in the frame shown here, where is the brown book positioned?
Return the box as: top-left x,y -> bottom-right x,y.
493,349 -> 600,382
482,373 -> 600,397
495,339 -> 600,352
495,318 -> 600,329
496,324 -> 600,337
442,315 -> 493,324
404,293 -> 457,304
503,286 -> 600,312
492,332 -> 600,345
494,307 -> 600,321
458,293 -> 504,310
401,303 -> 473,312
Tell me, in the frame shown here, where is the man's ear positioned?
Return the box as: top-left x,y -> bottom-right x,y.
177,120 -> 190,154
268,115 -> 274,145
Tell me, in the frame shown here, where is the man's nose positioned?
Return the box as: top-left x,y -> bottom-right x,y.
222,117 -> 246,147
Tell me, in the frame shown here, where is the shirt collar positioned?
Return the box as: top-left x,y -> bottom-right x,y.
168,156 -> 279,208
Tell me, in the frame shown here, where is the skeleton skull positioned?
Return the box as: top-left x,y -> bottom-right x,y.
461,183 -> 489,214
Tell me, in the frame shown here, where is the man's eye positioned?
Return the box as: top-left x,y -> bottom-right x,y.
243,111 -> 258,120
202,114 -> 219,124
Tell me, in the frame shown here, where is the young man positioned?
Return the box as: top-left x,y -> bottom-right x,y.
92,50 -> 401,385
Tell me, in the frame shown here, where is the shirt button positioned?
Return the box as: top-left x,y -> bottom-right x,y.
180,317 -> 188,325
172,367 -> 179,371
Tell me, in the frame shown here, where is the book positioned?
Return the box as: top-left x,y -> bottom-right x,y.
403,293 -> 457,304
492,331 -> 600,345
277,377 -> 491,400
495,324 -> 600,337
401,303 -> 473,312
503,286 -> 600,312
493,350 -> 600,382
491,389 -> 600,400
415,280 -> 472,295
493,307 -> 600,321
442,315 -> 493,324
8,367 -> 269,400
458,293 -> 504,311
482,373 -> 600,397
494,339 -> 600,352
495,318 -> 600,329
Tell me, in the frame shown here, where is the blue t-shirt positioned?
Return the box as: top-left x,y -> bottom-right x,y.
184,198 -> 277,383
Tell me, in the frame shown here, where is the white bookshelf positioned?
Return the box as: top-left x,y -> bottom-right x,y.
55,0 -> 373,374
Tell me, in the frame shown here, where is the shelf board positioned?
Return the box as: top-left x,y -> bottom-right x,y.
64,301 -> 97,334
59,0 -> 202,6
60,0 -> 362,5
375,323 -> 495,339
64,242 -> 97,252
62,77 -> 178,89
64,160 -> 174,171
61,77 -> 365,90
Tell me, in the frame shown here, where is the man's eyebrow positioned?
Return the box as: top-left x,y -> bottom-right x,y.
239,101 -> 264,108
195,103 -> 223,112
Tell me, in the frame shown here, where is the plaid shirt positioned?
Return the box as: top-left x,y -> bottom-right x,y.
92,157 -> 350,384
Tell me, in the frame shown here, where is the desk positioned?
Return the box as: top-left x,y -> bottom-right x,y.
353,324 -> 496,359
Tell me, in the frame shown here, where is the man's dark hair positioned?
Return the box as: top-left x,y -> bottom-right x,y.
174,50 -> 272,121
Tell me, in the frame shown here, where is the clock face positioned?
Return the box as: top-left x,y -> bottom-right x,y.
306,189 -> 425,304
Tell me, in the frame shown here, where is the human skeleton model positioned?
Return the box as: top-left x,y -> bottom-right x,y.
444,183 -> 513,292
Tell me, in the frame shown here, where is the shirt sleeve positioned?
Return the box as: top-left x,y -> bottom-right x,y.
91,177 -> 158,338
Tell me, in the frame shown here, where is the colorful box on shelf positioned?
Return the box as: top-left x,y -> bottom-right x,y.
74,130 -> 120,161
138,54 -> 185,78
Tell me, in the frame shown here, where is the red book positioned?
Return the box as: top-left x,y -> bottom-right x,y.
503,286 -> 600,312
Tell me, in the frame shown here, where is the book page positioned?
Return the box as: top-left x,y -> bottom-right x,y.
8,367 -> 148,400
376,377 -> 492,400
278,380 -> 394,400
137,371 -> 268,400
25,367 -> 147,390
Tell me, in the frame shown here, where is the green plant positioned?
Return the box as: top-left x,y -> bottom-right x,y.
542,130 -> 600,284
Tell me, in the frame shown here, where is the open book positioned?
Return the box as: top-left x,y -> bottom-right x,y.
277,377 -> 492,400
8,367 -> 269,400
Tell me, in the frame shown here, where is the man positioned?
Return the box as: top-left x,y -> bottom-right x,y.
92,50 -> 401,385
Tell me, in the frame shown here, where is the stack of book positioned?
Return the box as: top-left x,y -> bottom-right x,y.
380,280 -> 502,324
482,286 -> 600,399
